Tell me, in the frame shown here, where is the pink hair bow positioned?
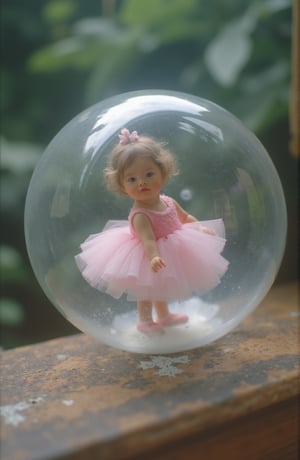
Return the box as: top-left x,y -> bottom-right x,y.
118,128 -> 139,145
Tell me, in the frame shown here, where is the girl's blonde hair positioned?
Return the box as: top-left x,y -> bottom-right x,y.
104,134 -> 178,195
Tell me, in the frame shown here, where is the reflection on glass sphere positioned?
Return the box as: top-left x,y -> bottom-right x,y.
24,90 -> 287,354
180,188 -> 193,201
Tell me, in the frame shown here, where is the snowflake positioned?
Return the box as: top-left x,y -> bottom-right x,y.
139,355 -> 189,377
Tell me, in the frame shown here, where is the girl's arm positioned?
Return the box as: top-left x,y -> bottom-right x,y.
173,200 -> 198,224
132,213 -> 166,272
173,199 -> 216,235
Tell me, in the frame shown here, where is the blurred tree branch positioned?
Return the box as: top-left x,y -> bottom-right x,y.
102,0 -> 116,17
290,0 -> 299,156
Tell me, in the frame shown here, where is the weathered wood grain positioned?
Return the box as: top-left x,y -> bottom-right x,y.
0,283 -> 299,460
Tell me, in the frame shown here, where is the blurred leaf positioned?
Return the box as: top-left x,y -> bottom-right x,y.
85,52 -> 135,103
28,18 -> 141,72
73,17 -> 127,41
241,62 -> 289,93
238,89 -> 279,131
230,60 -> 289,131
120,0 -> 199,27
84,32 -> 142,102
0,70 -> 14,109
0,138 -> 42,174
120,0 -> 202,43
204,12 -> 256,87
1,175 -> 29,216
0,246 -> 22,268
29,37 -> 92,71
74,17 -> 159,53
43,0 -> 76,24
256,0 -> 291,14
0,298 -> 25,326
0,246 -> 28,284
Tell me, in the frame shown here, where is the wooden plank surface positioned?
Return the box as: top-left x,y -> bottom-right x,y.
0,283 -> 299,460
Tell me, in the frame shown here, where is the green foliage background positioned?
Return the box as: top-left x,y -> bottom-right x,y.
1,0 -> 297,349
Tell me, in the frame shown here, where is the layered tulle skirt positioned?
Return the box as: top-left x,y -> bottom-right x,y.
75,220 -> 229,302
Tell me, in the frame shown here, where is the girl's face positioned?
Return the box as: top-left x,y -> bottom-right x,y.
121,156 -> 165,202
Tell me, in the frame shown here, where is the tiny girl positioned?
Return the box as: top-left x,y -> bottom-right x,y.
75,129 -> 228,335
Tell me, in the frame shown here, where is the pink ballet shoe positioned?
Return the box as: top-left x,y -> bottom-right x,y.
137,321 -> 165,335
156,313 -> 189,327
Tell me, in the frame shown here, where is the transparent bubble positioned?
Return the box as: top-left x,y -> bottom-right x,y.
180,188 -> 193,201
24,90 -> 287,354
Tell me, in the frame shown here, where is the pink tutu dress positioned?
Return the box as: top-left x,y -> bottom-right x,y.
75,195 -> 229,302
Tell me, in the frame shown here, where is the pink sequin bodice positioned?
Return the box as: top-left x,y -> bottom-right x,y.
129,195 -> 182,240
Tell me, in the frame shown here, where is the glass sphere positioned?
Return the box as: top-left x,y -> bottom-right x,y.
24,90 -> 287,354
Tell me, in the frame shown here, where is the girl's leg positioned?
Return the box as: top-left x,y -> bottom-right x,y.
137,300 -> 164,334
137,300 -> 153,322
153,301 -> 169,319
154,301 -> 188,326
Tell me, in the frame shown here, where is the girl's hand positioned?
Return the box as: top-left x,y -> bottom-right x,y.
200,225 -> 216,236
151,256 -> 166,272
